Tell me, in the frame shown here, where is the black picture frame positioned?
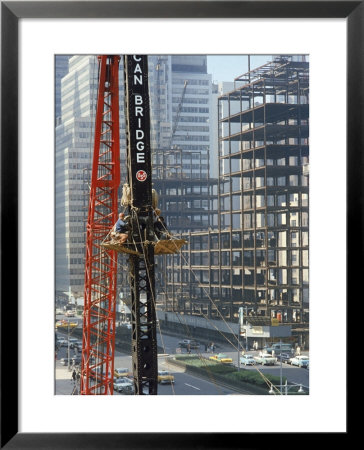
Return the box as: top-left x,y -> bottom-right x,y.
1,1 -> 356,447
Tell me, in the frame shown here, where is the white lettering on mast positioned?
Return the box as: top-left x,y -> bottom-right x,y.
132,57 -> 146,166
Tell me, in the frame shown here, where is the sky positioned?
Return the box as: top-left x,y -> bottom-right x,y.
207,54 -> 274,83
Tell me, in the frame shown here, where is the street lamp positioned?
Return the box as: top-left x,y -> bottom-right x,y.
268,381 -> 307,395
238,307 -> 245,371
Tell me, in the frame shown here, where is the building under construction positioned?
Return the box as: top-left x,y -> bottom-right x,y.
165,57 -> 309,343
152,147 -> 217,233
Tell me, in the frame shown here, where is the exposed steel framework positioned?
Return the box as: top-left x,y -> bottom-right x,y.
81,55 -> 120,395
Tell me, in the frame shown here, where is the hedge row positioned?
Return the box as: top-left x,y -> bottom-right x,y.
174,354 -> 286,389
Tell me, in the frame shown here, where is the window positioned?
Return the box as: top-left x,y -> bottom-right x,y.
291,268 -> 299,284
278,231 -> 287,247
278,213 -> 287,226
256,212 -> 265,228
279,250 -> 287,266
256,195 -> 265,207
232,251 -> 242,266
232,213 -> 242,229
291,250 -> 300,266
210,252 -> 219,266
267,195 -> 275,206
221,251 -> 231,266
243,213 -> 252,228
232,232 -> 242,248
232,195 -> 241,210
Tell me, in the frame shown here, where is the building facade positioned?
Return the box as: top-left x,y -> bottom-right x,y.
165,57 -> 309,336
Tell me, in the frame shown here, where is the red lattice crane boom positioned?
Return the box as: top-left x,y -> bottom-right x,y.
81,55 -> 120,395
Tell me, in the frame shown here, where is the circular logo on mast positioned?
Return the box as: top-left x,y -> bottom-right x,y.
136,170 -> 147,182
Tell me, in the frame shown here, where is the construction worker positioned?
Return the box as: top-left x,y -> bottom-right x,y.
112,212 -> 129,244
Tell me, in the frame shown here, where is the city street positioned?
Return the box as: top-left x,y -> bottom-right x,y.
55,329 -> 309,395
55,350 -> 239,396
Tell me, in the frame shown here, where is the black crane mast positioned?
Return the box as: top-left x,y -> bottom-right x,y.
124,55 -> 158,395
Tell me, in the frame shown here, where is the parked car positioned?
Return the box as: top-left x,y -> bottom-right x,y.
209,353 -> 233,364
240,354 -> 256,366
114,368 -> 130,378
59,357 -> 70,366
276,352 -> 292,364
113,377 -> 134,393
178,339 -> 200,349
290,355 -> 309,368
57,338 -> 68,347
254,353 -> 277,366
157,370 -> 175,384
264,343 -> 294,355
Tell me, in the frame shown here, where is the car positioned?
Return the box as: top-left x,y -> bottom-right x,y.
114,368 -> 130,378
276,352 -> 292,364
254,353 -> 277,366
264,343 -> 294,355
240,354 -> 256,366
56,320 -> 78,329
209,353 -> 233,364
178,339 -> 200,349
57,337 -> 68,347
69,338 -> 81,349
113,377 -> 134,393
157,370 -> 175,384
59,357 -> 70,366
65,310 -> 76,317
289,355 -> 309,368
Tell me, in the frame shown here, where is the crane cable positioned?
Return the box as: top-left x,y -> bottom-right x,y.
151,206 -> 240,348
149,208 -> 283,390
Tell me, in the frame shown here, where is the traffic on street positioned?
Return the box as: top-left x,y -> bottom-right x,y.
55,322 -> 309,395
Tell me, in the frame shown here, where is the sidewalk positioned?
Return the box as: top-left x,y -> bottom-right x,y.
55,363 -> 74,380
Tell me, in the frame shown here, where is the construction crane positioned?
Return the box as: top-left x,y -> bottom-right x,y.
81,55 -> 120,395
169,80 -> 188,149
81,54 -> 186,395
122,55 -> 158,394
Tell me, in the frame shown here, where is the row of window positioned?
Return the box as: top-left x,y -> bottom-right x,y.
219,138 -> 309,152
174,230 -> 308,251
172,78 -> 209,86
172,97 -> 209,105
219,211 -> 308,229
219,173 -> 309,188
177,249 -> 308,267
222,192 -> 308,208
170,267 -> 308,285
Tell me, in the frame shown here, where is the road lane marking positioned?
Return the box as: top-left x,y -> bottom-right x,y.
184,383 -> 200,391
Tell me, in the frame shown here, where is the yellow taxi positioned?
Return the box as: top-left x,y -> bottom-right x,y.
56,320 -> 78,329
114,368 -> 130,378
209,353 -> 233,364
157,370 -> 175,384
